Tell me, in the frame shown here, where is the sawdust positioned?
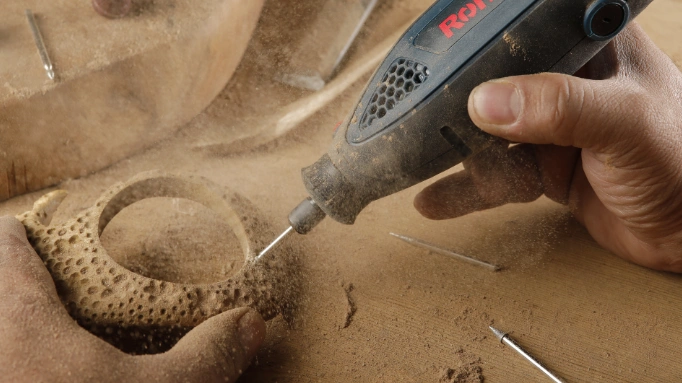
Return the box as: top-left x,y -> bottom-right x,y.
341,282 -> 357,329
0,0 -> 264,201
502,32 -> 528,60
439,366 -> 483,383
438,349 -> 484,383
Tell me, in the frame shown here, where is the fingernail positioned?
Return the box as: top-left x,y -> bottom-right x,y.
237,309 -> 266,358
471,81 -> 521,125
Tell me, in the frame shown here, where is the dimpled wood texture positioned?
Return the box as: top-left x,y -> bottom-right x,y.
16,172 -> 293,331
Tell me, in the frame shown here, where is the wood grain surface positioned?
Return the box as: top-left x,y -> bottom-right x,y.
0,0 -> 264,201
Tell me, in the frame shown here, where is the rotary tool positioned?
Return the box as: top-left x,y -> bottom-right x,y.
258,0 -> 653,259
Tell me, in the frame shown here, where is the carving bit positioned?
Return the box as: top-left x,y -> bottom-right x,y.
256,226 -> 293,260
258,198 -> 326,260
25,9 -> 55,80
489,326 -> 565,383
390,232 -> 500,271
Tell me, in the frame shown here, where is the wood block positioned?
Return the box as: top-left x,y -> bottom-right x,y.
0,0 -> 264,200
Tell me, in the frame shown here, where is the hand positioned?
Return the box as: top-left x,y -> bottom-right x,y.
414,23 -> 682,272
0,216 -> 266,382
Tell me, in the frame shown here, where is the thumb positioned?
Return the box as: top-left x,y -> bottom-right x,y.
142,307 -> 266,383
467,72 -> 648,152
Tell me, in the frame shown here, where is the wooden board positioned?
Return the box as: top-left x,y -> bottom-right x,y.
0,0 -> 264,201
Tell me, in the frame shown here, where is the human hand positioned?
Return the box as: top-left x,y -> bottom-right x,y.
414,23 -> 682,272
0,216 -> 265,382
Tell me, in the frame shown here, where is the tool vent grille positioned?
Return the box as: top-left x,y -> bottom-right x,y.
360,58 -> 429,130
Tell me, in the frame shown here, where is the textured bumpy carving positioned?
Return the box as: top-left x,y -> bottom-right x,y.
15,171 -> 296,352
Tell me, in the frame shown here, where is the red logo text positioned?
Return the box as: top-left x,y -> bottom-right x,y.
439,0 -> 495,38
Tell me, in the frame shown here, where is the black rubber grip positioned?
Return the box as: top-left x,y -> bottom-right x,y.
302,0 -> 653,225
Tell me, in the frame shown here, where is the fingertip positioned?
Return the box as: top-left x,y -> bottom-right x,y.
0,216 -> 28,240
414,172 -> 485,220
237,308 -> 266,361
413,191 -> 448,220
0,215 -> 20,224
0,215 -> 59,306
468,80 -> 522,137
153,307 -> 267,383
0,215 -> 36,262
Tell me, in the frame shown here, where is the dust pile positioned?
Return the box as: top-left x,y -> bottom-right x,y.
438,349 -> 484,383
341,282 -> 357,329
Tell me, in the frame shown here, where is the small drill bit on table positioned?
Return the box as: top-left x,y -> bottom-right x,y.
25,9 -> 55,80
489,326 -> 566,383
390,233 -> 500,271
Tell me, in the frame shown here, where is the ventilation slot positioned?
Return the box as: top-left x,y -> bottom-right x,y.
440,126 -> 473,157
359,58 -> 429,130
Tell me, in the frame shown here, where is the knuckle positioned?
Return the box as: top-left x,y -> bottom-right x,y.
537,75 -> 588,145
221,343 -> 246,376
654,254 -> 682,273
197,332 -> 246,379
626,91 -> 656,125
611,89 -> 658,148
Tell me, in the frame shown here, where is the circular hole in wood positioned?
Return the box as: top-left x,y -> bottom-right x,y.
100,197 -> 243,284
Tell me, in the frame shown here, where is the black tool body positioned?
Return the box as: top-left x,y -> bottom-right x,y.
300,0 -> 653,226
